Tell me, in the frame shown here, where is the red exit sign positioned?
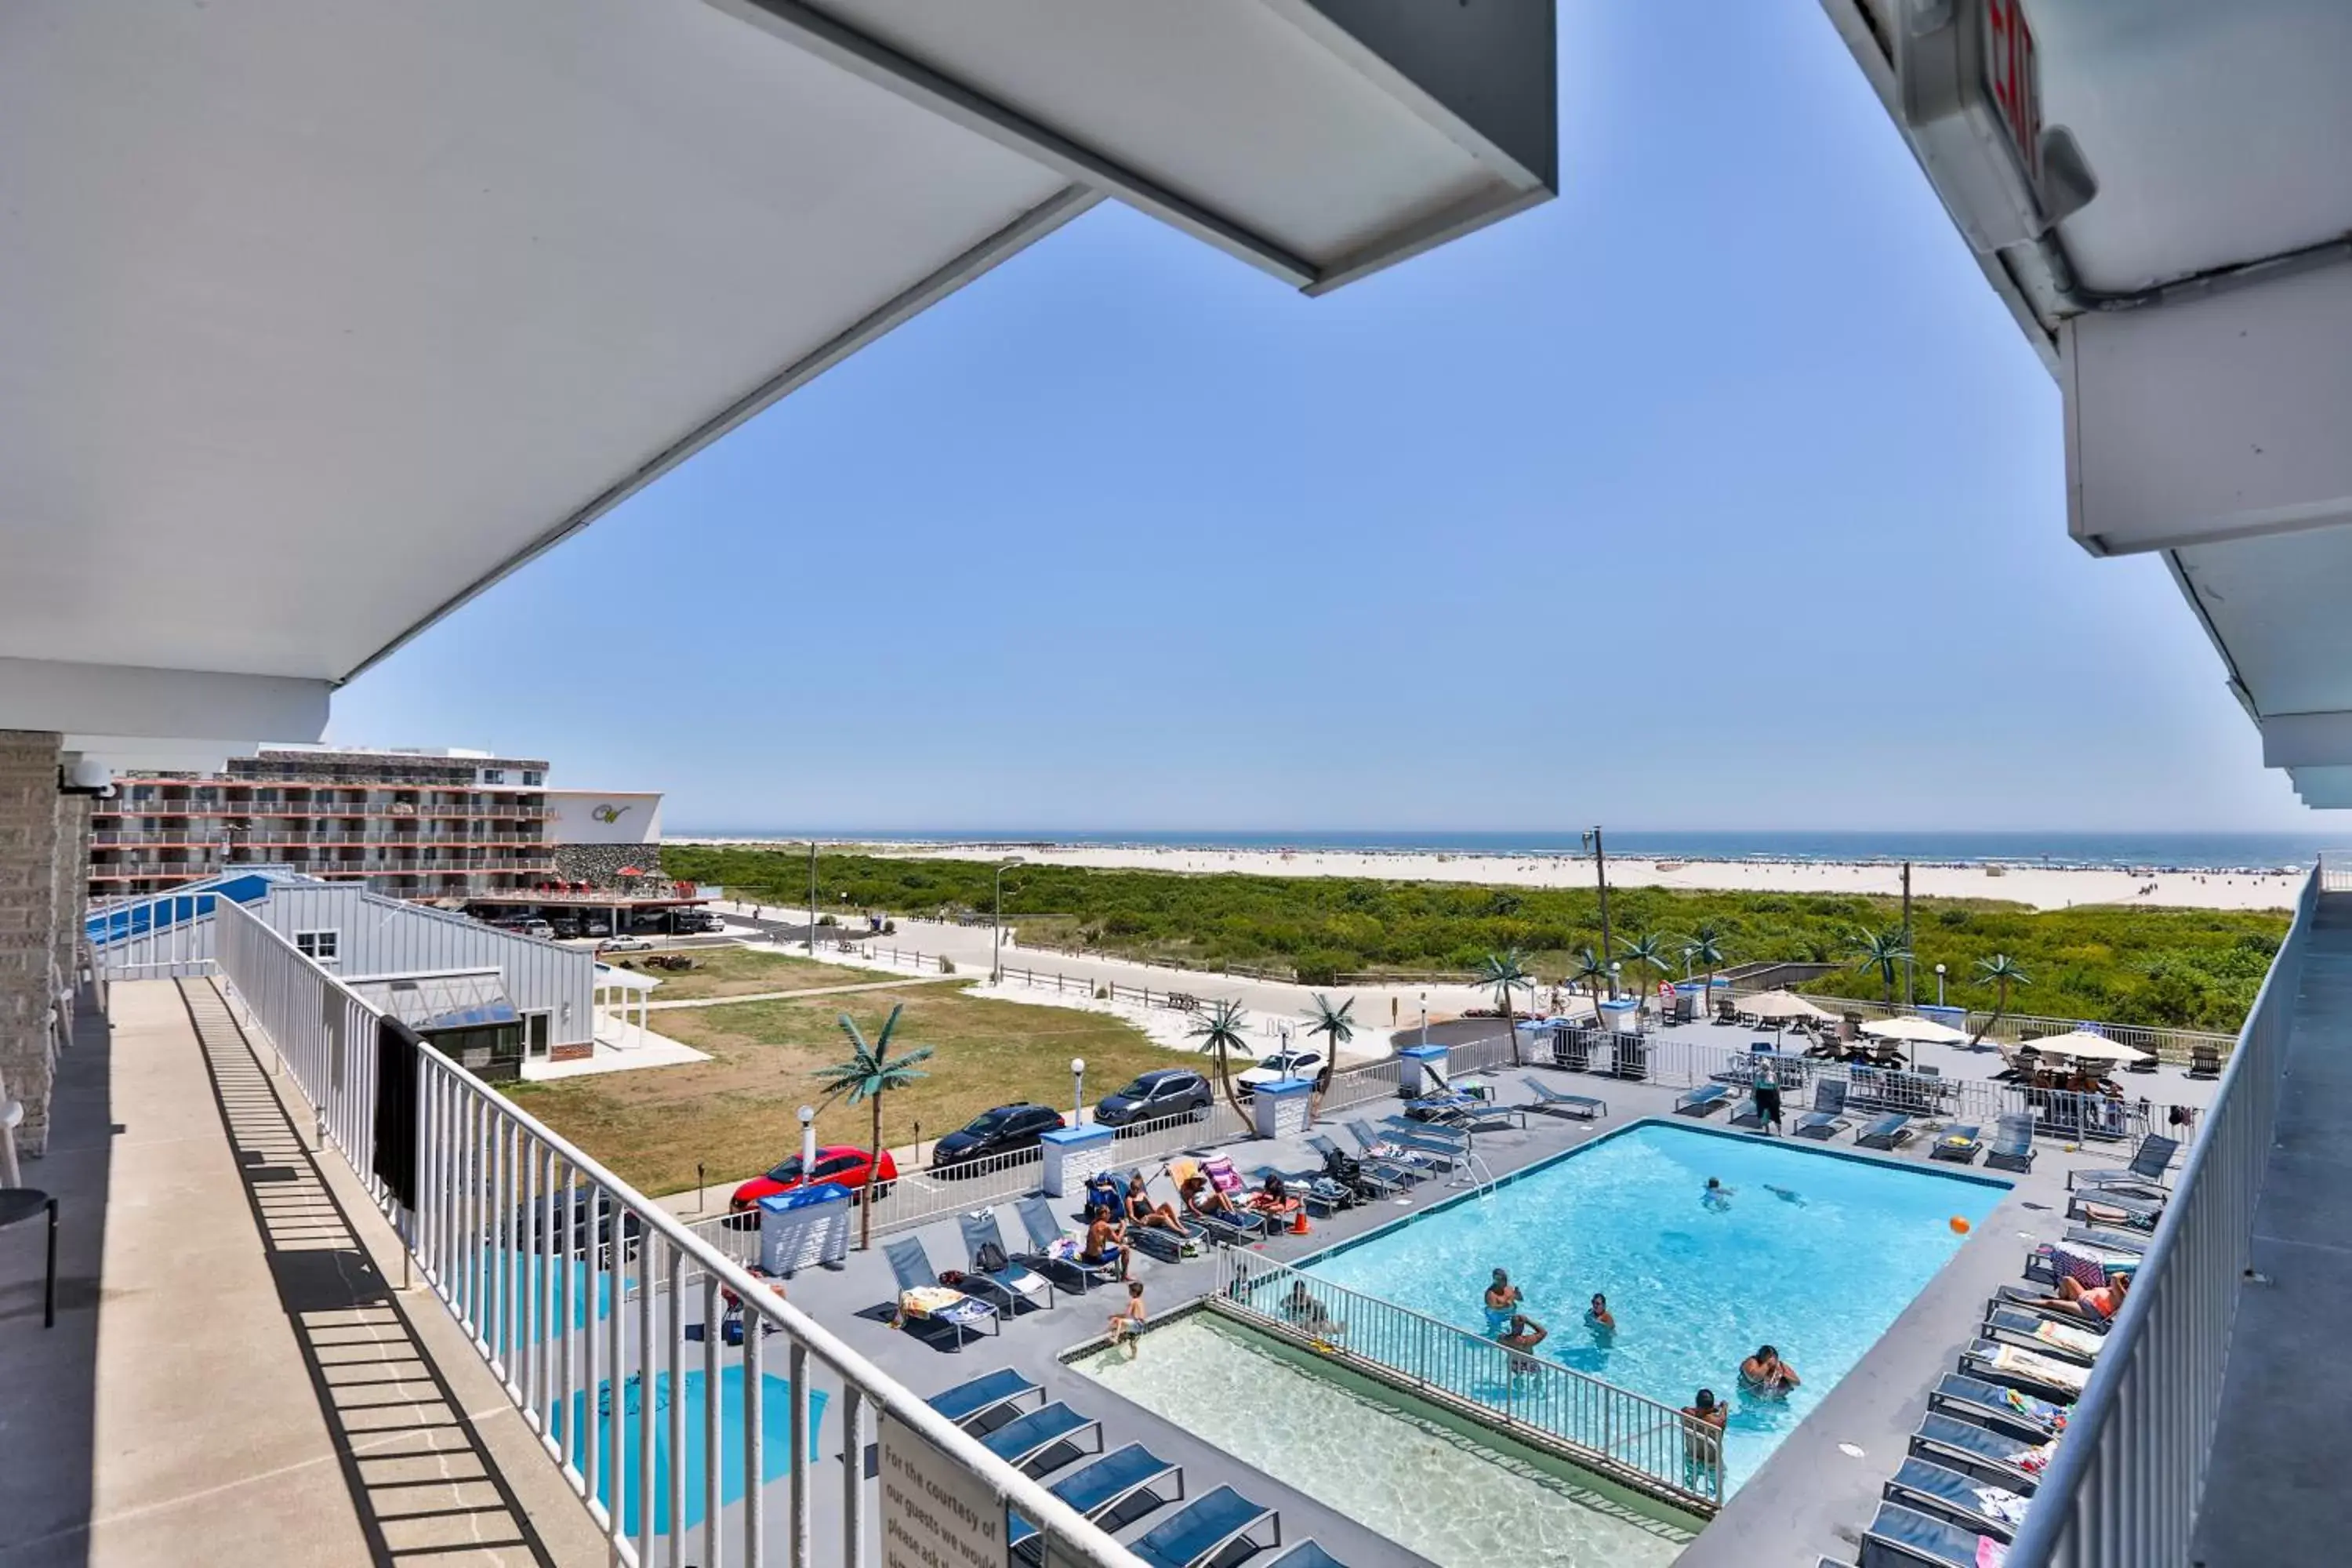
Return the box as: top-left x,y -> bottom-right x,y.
1981,0 -> 2042,188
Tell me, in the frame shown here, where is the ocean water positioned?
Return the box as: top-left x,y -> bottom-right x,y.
675,826 -> 2338,872
1298,1123 -> 2006,1493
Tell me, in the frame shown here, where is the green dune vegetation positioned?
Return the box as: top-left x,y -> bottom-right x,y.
670,846 -> 2290,1033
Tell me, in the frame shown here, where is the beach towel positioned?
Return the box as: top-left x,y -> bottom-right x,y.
1978,1539 -> 2009,1568
2017,1439 -> 2058,1475
1975,1484 -> 2031,1530
1992,1344 -> 2089,1396
1203,1156 -> 1247,1196
902,1286 -> 979,1321
2003,1387 -> 2068,1431
2056,1248 -> 2109,1292
2033,1318 -> 2104,1359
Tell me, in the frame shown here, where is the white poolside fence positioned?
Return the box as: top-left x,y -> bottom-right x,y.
208,896 -> 1150,1568
1722,987 -> 2234,1069
1210,1250 -> 1722,1514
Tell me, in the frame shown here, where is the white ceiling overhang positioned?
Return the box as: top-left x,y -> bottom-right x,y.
1817,0 -> 2352,800
1,0 -> 1555,748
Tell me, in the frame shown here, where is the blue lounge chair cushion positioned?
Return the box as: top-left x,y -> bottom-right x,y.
1857,1113 -> 1913,1148
1860,1499 -> 1998,1568
1006,1443 -> 1183,1554
1914,1412 -> 2048,1490
1675,1084 -> 1730,1115
1931,1373 -> 2067,1439
1130,1484 -> 1279,1568
1265,1544 -> 1347,1568
927,1367 -> 1039,1428
1887,1455 -> 2030,1538
1520,1079 -> 1606,1118
982,1403 -> 1099,1469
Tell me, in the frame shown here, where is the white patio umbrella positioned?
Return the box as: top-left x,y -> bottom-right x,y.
1860,1013 -> 1970,1069
1744,990 -> 1831,1021
2027,1030 -> 2153,1069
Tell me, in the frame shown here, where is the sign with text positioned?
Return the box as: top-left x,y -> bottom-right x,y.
880,1415 -> 1006,1568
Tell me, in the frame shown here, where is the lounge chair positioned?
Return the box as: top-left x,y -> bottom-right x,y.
981,1401 -> 1103,1474
1884,1455 -> 2029,1541
883,1236 -> 999,1350
2069,1133 -> 2180,1193
2063,1225 -> 2147,1255
1858,1499 -> 2009,1567
1407,1093 -> 1525,1131
1984,1112 -> 2038,1172
1928,1124 -> 1981,1163
926,1367 -> 1041,1432
1518,1078 -> 1606,1120
1305,1133 -> 1414,1195
1961,1340 -> 2090,1403
956,1211 -> 1058,1315
1006,1444 -> 1184,1561
1265,1544 -> 1347,1568
2024,1241 -> 2138,1290
2189,1044 -> 2222,1079
1911,1411 -> 2052,1494
1171,1158 -> 1271,1244
1793,1080 -> 1851,1139
1927,1373 -> 2067,1442
1981,1306 -> 2105,1366
1128,1484 -> 1280,1568
1856,1112 -> 1915,1151
1673,1083 -> 1731,1118
1012,1196 -> 1120,1292
2067,1188 -> 2161,1230
1348,1119 -> 1457,1173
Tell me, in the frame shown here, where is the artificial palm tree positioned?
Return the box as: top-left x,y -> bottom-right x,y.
1847,927 -> 1915,1007
1472,948 -> 1536,1065
1303,992 -> 1357,1116
1189,998 -> 1254,1120
1682,923 -> 1728,1013
1969,953 -> 2031,1047
1620,932 -> 1675,1013
1570,946 -> 1611,1029
811,1003 -> 935,1248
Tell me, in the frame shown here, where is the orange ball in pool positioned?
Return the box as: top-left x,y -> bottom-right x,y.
1949,1216 -> 1972,1235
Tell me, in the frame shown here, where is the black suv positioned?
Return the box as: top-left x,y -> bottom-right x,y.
929,1103 -> 1065,1171
1094,1069 -> 1212,1129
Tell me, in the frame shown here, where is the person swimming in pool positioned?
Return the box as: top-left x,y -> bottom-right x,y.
1740,1344 -> 1802,1396
1763,1183 -> 1807,1207
1702,1178 -> 1735,1211
1586,1293 -> 1617,1336
1498,1312 -> 1548,1375
1483,1269 -> 1523,1335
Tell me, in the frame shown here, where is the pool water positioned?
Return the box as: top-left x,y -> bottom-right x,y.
545,1367 -> 826,1537
1302,1122 -> 2005,1491
1076,1315 -> 1690,1568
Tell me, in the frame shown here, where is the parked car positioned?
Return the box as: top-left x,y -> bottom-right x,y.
583,918 -> 611,937
521,919 -> 556,940
1094,1068 -> 1213,1128
1236,1048 -> 1325,1095
728,1145 -> 897,1223
930,1103 -> 1065,1171
598,935 -> 654,953
506,1186 -> 644,1256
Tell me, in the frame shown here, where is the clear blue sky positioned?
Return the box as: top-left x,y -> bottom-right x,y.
330,2 -> 2307,834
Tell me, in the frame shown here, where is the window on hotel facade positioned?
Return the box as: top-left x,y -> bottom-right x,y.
482,769 -> 505,785
294,929 -> 339,963
521,771 -> 543,786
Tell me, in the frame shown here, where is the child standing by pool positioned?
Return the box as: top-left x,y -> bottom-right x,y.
1483,1269 -> 1523,1335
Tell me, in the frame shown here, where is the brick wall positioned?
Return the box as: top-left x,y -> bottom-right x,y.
0,731 -> 63,1156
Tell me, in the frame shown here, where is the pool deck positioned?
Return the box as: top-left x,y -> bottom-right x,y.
774,1057 -> 2149,1566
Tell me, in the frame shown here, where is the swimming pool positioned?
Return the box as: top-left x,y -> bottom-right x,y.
1300,1121 -> 2006,1491
1075,1314 -> 1690,1568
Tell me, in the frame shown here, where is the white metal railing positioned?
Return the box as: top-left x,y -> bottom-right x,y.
209,898 -> 1146,1567
2321,851 -> 2352,893
1534,1025 -> 2165,1148
2002,865 -> 2317,1568
1723,986 -> 2235,1067
1212,1250 -> 1722,1512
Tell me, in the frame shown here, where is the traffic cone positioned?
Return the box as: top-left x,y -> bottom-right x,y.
1289,1206 -> 1311,1236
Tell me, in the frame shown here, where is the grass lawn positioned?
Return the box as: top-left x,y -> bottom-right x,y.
510,982 -> 1192,1196
604,944 -> 893,1000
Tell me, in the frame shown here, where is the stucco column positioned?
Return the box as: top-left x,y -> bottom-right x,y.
0,731 -> 64,1157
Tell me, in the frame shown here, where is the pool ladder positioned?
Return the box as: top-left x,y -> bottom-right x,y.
1457,1150 -> 1498,1198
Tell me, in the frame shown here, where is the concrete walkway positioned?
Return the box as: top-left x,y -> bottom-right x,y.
0,980 -> 602,1568
2190,891 -> 2352,1561
639,974 -> 960,1011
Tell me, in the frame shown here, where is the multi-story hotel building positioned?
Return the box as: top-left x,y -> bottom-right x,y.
87,746 -> 554,900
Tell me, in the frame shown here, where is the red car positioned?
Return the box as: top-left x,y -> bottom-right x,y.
729,1145 -> 898,1216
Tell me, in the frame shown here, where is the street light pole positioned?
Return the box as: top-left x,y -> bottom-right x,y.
1583,826 -> 1614,967
1936,963 -> 1947,1007
992,856 -> 1024,984
1071,1057 -> 1086,1123
806,839 -> 818,956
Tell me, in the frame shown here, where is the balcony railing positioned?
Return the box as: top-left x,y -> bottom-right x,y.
2001,866 -> 2318,1567
206,898 -> 1145,1566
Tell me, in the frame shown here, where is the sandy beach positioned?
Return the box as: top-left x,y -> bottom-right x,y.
685,840 -> 2304,913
